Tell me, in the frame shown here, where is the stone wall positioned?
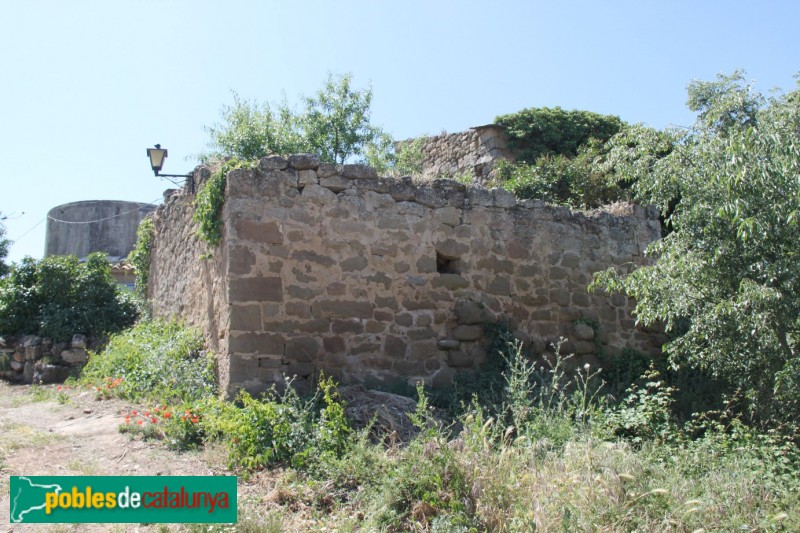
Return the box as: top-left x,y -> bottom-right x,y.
0,334 -> 94,384
150,154 -> 662,398
410,125 -> 514,182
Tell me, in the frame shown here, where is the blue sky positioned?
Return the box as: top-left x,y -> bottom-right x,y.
2,0 -> 798,262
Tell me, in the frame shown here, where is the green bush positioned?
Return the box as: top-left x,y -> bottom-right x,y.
81,319 -> 214,404
495,106 -> 623,163
185,375 -> 352,472
0,253 -> 138,341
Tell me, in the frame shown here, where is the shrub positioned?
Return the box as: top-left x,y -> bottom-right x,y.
189,375 -> 352,472
495,106 -> 623,163
0,253 -> 138,341
81,319 -> 214,404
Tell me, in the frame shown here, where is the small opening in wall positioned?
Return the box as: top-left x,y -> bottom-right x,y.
436,251 -> 460,274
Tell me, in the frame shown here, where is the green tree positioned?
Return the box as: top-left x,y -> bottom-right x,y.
201,73 -> 387,166
302,73 -> 386,165
0,253 -> 138,340
495,106 -> 624,163
202,92 -> 309,162
591,72 -> 800,428
0,214 -> 10,277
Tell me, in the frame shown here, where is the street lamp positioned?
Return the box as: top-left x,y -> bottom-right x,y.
147,144 -> 194,193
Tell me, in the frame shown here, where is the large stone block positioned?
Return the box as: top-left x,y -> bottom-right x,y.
285,337 -> 319,362
61,349 -> 87,364
234,219 -> 283,244
313,300 -> 374,319
230,305 -> 262,331
229,277 -> 283,303
229,333 -> 284,355
432,274 -> 469,291
290,250 -> 336,267
340,256 -> 368,272
288,153 -> 321,170
341,164 -> 377,179
259,155 -> 288,171
452,325 -> 483,341
320,175 -> 351,192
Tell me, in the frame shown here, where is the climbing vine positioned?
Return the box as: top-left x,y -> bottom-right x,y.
193,158 -> 253,246
128,216 -> 154,297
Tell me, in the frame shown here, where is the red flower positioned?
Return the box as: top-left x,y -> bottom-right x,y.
132,410 -> 138,416
191,417 -> 199,424
163,412 -> 172,419
136,420 -> 143,425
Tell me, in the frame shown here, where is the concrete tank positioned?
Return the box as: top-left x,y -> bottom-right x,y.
45,200 -> 156,260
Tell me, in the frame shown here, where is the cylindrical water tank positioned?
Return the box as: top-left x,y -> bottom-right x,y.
45,200 -> 156,260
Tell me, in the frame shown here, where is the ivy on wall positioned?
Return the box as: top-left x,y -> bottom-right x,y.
193,158 -> 254,246
128,216 -> 154,297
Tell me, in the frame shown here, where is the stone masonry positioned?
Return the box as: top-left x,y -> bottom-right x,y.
149,154 -> 662,398
408,125 -> 514,182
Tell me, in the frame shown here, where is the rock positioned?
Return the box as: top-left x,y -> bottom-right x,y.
319,176 -> 351,193
492,188 -> 517,208
454,300 -> 487,325
446,350 -> 473,368
467,186 -> 493,207
25,345 -> 43,360
431,274 -> 469,290
9,360 -> 24,372
259,155 -> 288,171
453,325 -> 483,341
341,164 -> 377,180
34,364 -> 72,384
574,323 -> 596,341
297,169 -> 318,187
437,339 -> 460,350
287,154 -> 320,170
23,361 -> 35,383
71,334 -> 87,349
316,163 -> 338,178
61,349 -> 88,364
23,336 -> 42,348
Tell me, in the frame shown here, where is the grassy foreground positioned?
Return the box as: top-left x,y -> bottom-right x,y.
81,321 -> 800,531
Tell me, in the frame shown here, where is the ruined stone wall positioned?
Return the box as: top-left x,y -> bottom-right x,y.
150,155 -> 662,397
413,125 -> 514,182
148,170 -> 234,391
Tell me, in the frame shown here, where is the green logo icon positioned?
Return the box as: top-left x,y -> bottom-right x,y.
10,476 -> 237,523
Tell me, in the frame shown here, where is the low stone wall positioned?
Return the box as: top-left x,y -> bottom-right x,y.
150,154 -> 663,398
0,334 -> 94,383
410,125 -> 514,182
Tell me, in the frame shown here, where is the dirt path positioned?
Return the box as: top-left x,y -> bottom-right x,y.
0,382 -> 280,532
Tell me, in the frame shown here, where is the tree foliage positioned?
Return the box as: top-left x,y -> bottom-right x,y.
0,214 -> 10,277
201,73 -> 388,166
0,253 -> 138,341
495,106 -> 624,163
591,72 -> 800,428
492,107 -> 627,207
